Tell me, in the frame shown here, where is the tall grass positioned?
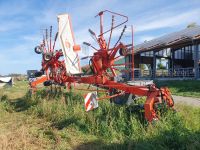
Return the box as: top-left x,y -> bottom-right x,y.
2,88 -> 199,149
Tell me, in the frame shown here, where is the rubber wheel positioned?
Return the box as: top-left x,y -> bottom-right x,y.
34,46 -> 43,54
111,93 -> 130,105
43,80 -> 52,86
110,89 -> 133,105
43,53 -> 53,61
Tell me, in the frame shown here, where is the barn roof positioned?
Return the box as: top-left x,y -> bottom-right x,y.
131,26 -> 200,54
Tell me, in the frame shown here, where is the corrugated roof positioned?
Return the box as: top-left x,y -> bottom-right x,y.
132,26 -> 200,53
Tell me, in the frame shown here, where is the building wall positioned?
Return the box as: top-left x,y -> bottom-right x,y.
125,41 -> 200,79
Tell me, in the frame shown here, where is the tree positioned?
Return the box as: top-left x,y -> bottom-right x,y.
157,59 -> 166,69
157,63 -> 166,69
140,64 -> 146,70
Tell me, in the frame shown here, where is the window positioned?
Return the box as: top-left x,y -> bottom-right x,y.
192,45 -> 195,60
140,51 -> 153,57
192,45 -> 200,60
174,45 -> 193,60
156,48 -> 171,57
174,49 -> 182,59
185,46 -> 192,59
199,44 -> 200,59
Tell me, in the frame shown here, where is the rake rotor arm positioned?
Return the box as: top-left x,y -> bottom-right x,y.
97,10 -> 128,37
83,42 -> 98,51
52,32 -> 58,50
113,25 -> 127,48
109,43 -> 127,59
107,15 -> 114,49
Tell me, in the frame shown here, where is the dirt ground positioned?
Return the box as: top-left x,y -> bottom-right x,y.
173,95 -> 200,107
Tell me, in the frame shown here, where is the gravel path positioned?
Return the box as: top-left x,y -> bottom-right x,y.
173,95 -> 200,107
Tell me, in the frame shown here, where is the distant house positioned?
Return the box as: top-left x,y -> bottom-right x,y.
0,77 -> 13,88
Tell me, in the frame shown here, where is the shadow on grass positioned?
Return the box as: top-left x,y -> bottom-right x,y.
6,89 -> 64,112
9,98 -> 32,112
74,130 -> 200,150
6,91 -> 39,112
52,117 -> 88,131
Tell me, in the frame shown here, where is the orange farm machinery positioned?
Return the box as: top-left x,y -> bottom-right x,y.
31,10 -> 174,122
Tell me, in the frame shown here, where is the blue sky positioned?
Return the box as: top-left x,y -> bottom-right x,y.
0,0 -> 200,75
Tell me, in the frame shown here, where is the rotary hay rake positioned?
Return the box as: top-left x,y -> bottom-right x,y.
30,10 -> 174,122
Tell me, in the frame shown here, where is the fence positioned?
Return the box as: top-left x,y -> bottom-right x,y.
132,67 -> 199,79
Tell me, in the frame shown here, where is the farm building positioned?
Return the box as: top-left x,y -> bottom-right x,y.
125,25 -> 200,80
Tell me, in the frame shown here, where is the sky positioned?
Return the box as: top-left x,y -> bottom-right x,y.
0,0 -> 200,75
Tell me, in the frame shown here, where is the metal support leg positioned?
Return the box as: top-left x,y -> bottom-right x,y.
194,44 -> 199,79
152,51 -> 156,78
171,49 -> 174,78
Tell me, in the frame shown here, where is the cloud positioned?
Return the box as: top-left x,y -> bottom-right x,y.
1,0 -> 200,75
22,35 -> 42,42
0,43 -> 41,74
0,0 -> 28,16
0,0 -> 32,32
34,9 -> 58,26
0,20 -> 24,32
134,9 -> 200,32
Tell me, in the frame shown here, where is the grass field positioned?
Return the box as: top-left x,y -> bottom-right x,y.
0,81 -> 200,150
155,80 -> 200,98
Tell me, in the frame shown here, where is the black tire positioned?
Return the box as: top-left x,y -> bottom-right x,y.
110,89 -> 133,105
43,80 -> 52,86
43,53 -> 53,61
111,94 -> 129,105
34,46 -> 43,54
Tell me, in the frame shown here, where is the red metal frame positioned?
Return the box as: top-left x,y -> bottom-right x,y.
31,11 -> 174,122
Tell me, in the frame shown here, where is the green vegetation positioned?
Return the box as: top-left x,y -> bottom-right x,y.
157,59 -> 166,70
0,81 -> 199,149
156,80 -> 200,98
0,80 -> 28,99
